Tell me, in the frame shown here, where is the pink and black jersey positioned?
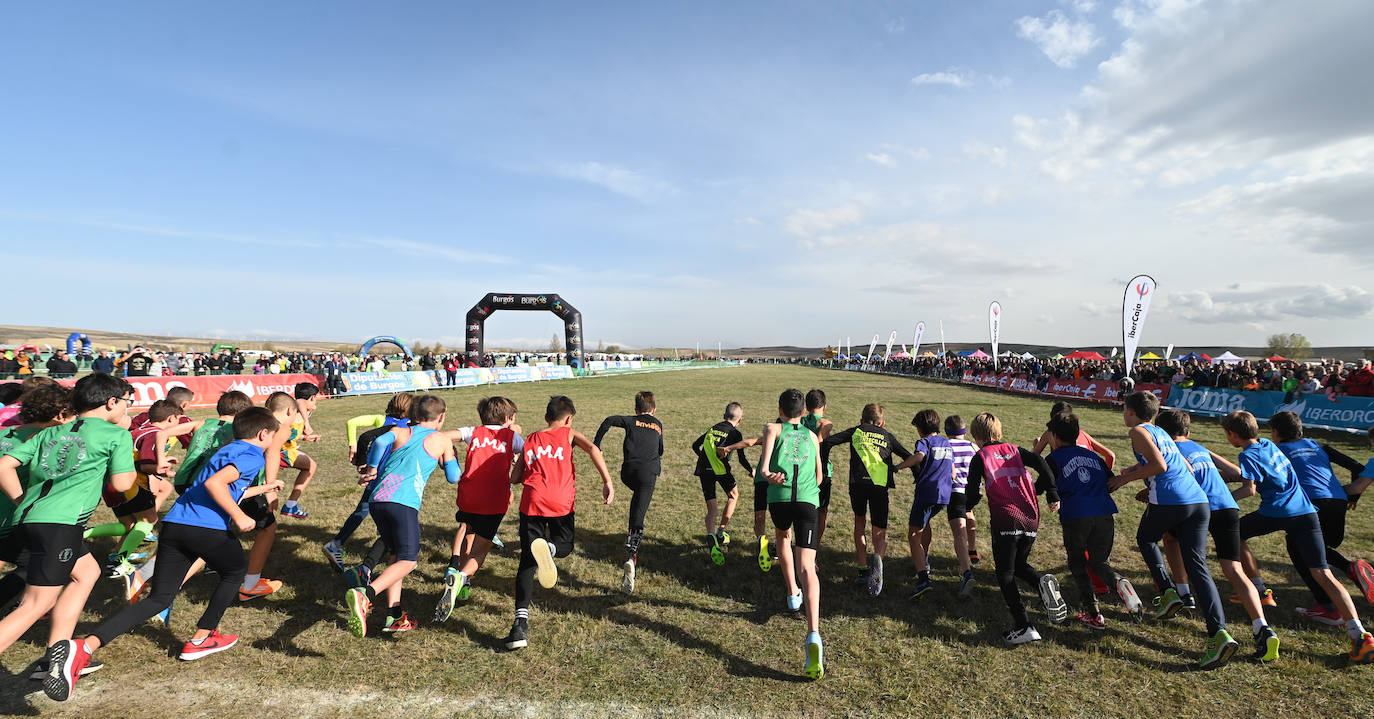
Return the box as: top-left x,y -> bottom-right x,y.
456,425 -> 523,515
520,426 -> 577,518
967,443 -> 1058,534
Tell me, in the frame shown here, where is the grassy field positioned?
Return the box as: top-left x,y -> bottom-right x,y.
3,365 -> 1374,718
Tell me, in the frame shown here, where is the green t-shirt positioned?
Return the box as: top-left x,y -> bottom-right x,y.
6,417 -> 135,527
800,413 -> 832,478
0,425 -> 41,534
174,418 -> 235,489
765,422 -> 820,506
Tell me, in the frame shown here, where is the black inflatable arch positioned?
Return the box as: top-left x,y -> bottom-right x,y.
465,293 -> 584,368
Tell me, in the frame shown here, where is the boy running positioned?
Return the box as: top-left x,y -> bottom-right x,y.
893,409 -> 960,599
799,390 -> 834,547
1107,392 -> 1236,667
503,396 -> 613,650
1222,410 -> 1374,664
324,393 -> 413,572
0,374 -> 136,695
593,391 -> 663,593
238,392 -> 299,601
44,408 -> 283,701
964,412 -> 1066,644
821,404 -> 911,593
435,396 -> 523,622
279,383 -> 321,518
345,395 -> 461,637
0,384 -> 72,619
691,402 -> 753,565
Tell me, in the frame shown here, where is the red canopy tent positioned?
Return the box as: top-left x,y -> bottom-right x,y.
1064,350 -> 1107,360
1267,355 -> 1288,362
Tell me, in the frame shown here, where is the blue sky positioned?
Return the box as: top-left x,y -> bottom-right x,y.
3,1 -> 1371,350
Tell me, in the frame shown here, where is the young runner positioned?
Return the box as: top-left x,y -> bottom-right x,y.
237,392 -> 299,601
1154,410 -> 1276,661
434,396 -> 523,622
893,409 -> 959,599
716,422 -> 779,573
344,394 -> 460,638
799,390 -> 834,546
43,408 -> 284,701
502,395 -> 614,650
1107,392 -> 1237,668
690,401 -> 753,565
323,393 -> 414,572
0,384 -> 73,620
936,416 -> 981,567
754,388 -> 825,680
1043,412 -> 1142,629
0,374 -> 136,695
964,412 -> 1066,645
592,391 -> 663,593
279,383 -> 322,518
821,404 -> 911,593
1033,402 -> 1116,595
1222,410 -> 1374,664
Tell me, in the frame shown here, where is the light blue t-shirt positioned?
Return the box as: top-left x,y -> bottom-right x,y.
1278,438 -> 1346,501
1136,424 -> 1208,506
1175,439 -> 1239,512
367,426 -> 441,510
163,440 -> 267,531
1240,439 -> 1316,518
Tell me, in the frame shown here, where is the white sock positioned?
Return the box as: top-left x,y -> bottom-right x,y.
284,500 -> 298,509
1176,583 -> 1190,596
189,635 -> 206,646
1252,618 -> 1268,633
1349,619 -> 1366,639
242,573 -> 260,591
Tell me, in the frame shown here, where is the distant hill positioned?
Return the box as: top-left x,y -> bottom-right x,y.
729,344 -> 1372,361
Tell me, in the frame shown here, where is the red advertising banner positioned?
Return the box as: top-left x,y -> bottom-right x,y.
3,374 -> 323,409
959,372 -> 1169,405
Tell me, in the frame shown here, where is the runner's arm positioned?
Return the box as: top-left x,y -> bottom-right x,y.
964,455 -> 985,508
1082,431 -> 1116,471
0,456 -> 21,501
592,415 -> 625,449
571,429 -> 614,504
1031,430 -> 1050,455
1107,426 -> 1159,491
1323,445 -> 1365,478
1208,450 -> 1244,484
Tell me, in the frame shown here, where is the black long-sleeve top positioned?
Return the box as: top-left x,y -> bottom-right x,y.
594,414 -> 664,475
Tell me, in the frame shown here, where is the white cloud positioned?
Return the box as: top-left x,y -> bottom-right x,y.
1016,10 -> 1102,68
1172,285 -> 1374,325
962,141 -> 1008,167
550,161 -> 677,202
783,204 -> 865,238
1065,0 -> 1097,13
911,71 -> 971,88
734,216 -> 763,226
886,18 -> 906,34
865,152 -> 897,167
354,236 -> 512,265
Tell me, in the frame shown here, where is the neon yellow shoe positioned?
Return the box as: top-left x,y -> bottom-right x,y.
803,633 -> 824,680
757,536 -> 772,572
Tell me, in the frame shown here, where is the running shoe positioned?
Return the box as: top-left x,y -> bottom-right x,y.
345,587 -> 370,638
343,564 -> 371,589
503,618 -> 529,650
322,542 -> 346,573
1230,588 -> 1278,607
1351,560 -> 1374,606
1117,578 -> 1144,621
1077,610 -> 1107,630
708,534 -> 726,566
123,571 -> 147,604
715,528 -> 731,546
1003,626 -> 1042,645
908,576 -> 933,600
1296,604 -> 1345,626
968,548 -> 981,565
852,567 -> 871,586
786,591 -> 803,612
1252,626 -> 1280,663
1198,628 -> 1239,668
28,658 -> 102,681
803,634 -> 825,680
1153,588 -> 1184,620
1181,593 -> 1197,611
622,557 -> 636,594
142,532 -> 157,544
530,538 -> 558,589
957,569 -> 975,599
867,554 -> 884,597
435,569 -> 460,622
238,578 -> 283,601
758,535 -> 773,572
491,534 -> 505,549
1039,574 -> 1068,624
280,504 -> 309,519
383,612 -> 417,633
1351,632 -> 1374,664
178,631 -> 239,661
106,557 -> 136,579
151,600 -> 173,626
43,639 -> 92,701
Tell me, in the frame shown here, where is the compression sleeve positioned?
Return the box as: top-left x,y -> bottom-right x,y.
347,415 -> 385,447
889,433 -> 912,462
366,430 -> 397,468
691,433 -> 705,458
965,454 -> 985,508
443,457 -> 462,484
1022,447 -> 1059,502
1323,445 -> 1365,476
593,416 -> 625,448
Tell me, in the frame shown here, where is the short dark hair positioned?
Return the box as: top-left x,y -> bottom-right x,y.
1155,409 -> 1191,438
294,383 -> 320,400
146,399 -> 182,423
233,406 -> 281,439
911,409 -> 941,435
860,403 -> 883,425
216,390 -> 254,417
0,384 -> 23,405
635,391 -> 656,414
1124,391 -> 1160,422
1050,401 -> 1072,417
166,386 -> 195,407
1220,411 -> 1259,440
778,389 -> 805,420
805,389 -> 826,412
478,396 -> 517,425
1269,411 -> 1303,442
410,394 -> 446,422
1047,412 -> 1080,445
17,384 -> 70,424
943,414 -> 966,436
723,402 -> 743,421
546,395 -> 576,423
72,373 -> 133,413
